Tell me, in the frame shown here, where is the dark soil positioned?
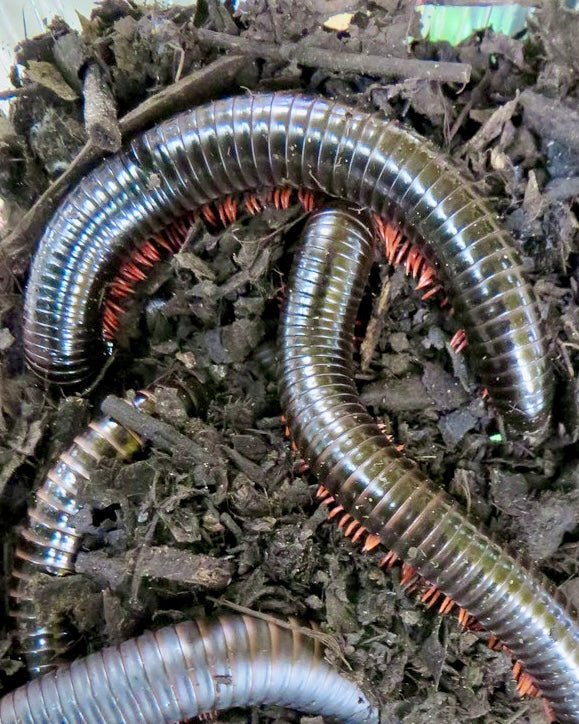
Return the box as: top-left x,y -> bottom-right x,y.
1,1 -> 579,722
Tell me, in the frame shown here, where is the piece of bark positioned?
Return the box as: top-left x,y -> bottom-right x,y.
83,63 -> 122,154
119,55 -> 256,136
520,90 -> 579,153
53,31 -> 91,92
361,279 -> 391,373
100,394 -> 210,463
135,546 -> 233,589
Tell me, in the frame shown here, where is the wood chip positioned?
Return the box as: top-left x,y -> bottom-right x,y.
323,12 -> 354,31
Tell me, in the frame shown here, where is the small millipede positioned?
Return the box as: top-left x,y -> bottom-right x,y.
19,92 -> 576,719
9,391 -> 155,677
0,614 -> 379,724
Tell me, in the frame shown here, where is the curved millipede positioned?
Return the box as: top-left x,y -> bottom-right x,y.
23,93 -> 552,441
0,614 -> 379,724
9,391 -> 155,677
19,92 -> 574,717
279,205 -> 579,723
316,481 -> 542,699
261,340 -> 539,699
101,186 -> 318,341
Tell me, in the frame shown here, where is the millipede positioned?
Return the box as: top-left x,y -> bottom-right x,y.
9,391 -> 155,678
0,614 -> 379,723
261,324 -> 542,700
23,93 -> 552,441
18,92 -> 578,721
279,205 -> 577,721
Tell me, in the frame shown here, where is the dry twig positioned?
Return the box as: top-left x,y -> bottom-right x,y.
0,84 -> 40,101
208,596 -> 349,667
100,394 -> 210,462
196,28 -> 472,84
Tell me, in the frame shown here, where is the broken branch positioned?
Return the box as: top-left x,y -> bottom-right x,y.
196,28 -> 472,84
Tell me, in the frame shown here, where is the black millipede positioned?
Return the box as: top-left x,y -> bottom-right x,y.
279,205 -> 579,722
0,613 -> 379,724
23,92 -> 551,441
19,92 -> 575,717
9,391 -> 155,678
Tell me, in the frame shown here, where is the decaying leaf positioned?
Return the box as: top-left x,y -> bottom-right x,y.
522,170 -> 545,222
25,61 -> 78,102
466,94 -> 519,153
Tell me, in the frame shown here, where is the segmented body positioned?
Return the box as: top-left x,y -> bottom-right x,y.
9,392 -> 154,677
24,93 -> 551,441
19,93 -> 573,717
279,206 -> 579,723
0,614 -> 378,724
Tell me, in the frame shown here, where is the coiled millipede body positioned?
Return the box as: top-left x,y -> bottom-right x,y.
18,92 -> 575,718
9,392 -> 155,677
0,614 -> 378,723
280,205 -> 579,722
24,93 -> 551,441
